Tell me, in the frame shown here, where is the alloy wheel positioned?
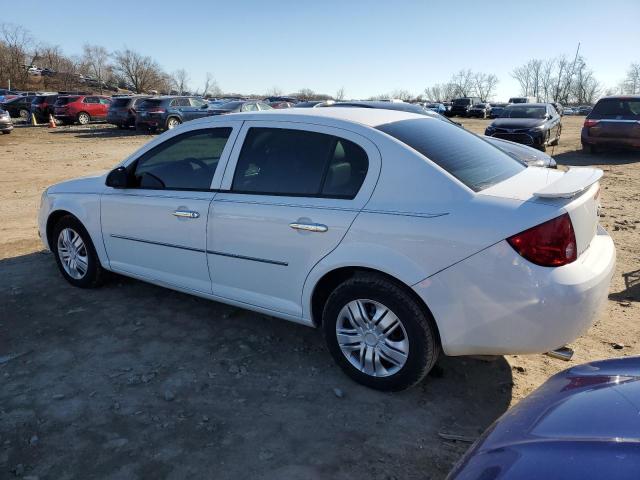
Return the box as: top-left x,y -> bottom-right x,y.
336,299 -> 409,377
167,118 -> 180,129
78,113 -> 90,125
57,228 -> 89,280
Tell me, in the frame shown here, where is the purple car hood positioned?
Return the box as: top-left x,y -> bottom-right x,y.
448,357 -> 640,479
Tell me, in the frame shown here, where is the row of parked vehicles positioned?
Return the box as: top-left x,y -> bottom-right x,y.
0,90 -> 637,155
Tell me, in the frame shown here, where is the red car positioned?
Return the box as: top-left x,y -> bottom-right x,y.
53,95 -> 112,125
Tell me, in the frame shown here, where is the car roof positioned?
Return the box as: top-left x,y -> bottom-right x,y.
598,95 -> 640,100
504,103 -> 549,107
190,106 -> 421,129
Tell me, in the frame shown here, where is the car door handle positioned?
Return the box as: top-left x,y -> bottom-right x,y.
173,210 -> 200,219
289,222 -> 328,233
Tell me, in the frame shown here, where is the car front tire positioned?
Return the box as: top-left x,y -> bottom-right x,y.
322,273 -> 440,391
77,112 -> 90,125
51,215 -> 104,288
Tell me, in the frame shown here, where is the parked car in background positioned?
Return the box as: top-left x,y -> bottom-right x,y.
208,100 -> 273,115
577,105 -> 593,116
0,108 -> 13,134
293,100 -> 326,108
0,89 -> 20,103
54,95 -> 112,125
1,94 -> 37,120
563,107 -> 576,115
485,103 -> 562,151
135,96 -> 212,131
581,95 -> 640,153
448,97 -> 481,117
508,96 -> 536,104
424,103 -> 447,114
39,107 -> 614,391
448,357 -> 640,480
107,95 -> 150,129
467,103 -> 492,118
489,103 -> 507,118
263,96 -> 298,104
31,94 -> 59,123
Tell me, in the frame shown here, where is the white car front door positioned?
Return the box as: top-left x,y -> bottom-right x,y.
101,124 -> 239,293
207,121 -> 380,318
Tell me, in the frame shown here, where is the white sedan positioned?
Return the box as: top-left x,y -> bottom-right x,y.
38,108 -> 615,391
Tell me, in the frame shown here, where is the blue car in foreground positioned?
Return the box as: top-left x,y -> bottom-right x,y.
424,102 -> 447,114
448,356 -> 640,479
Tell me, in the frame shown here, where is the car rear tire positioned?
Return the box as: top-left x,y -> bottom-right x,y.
582,143 -> 598,154
322,273 -> 440,391
19,109 -> 29,121
166,117 -> 181,130
77,112 -> 90,125
2,131 -> 10,134
51,215 -> 104,288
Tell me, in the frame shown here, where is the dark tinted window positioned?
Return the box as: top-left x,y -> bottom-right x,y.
84,97 -> 99,104
132,128 -> 232,190
453,98 -> 472,105
376,118 -> 525,192
55,96 -> 80,105
232,128 -> 369,198
111,98 -> 132,108
500,106 -> 546,119
592,98 -> 640,118
138,99 -> 163,110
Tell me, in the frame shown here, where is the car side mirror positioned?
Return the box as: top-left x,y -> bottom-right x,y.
201,103 -> 209,109
106,167 -> 128,188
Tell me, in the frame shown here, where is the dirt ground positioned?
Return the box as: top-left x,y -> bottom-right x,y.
1,116 -> 638,479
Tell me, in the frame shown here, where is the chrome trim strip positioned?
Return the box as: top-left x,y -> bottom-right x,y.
109,234 -> 288,266
110,234 -> 205,253
206,250 -> 288,266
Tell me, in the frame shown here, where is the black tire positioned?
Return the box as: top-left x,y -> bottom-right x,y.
1,130 -> 10,134
582,143 -> 597,154
166,116 -> 181,130
322,273 -> 440,391
118,124 -> 127,130
51,215 -> 104,288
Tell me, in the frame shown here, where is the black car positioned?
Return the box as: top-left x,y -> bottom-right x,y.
467,103 -> 491,118
31,94 -> 59,123
581,95 -> 640,153
293,100 -> 326,108
208,100 -> 273,115
485,103 -> 562,151
489,103 -> 507,118
0,108 -> 13,134
448,97 -> 481,117
135,96 -> 212,132
107,96 -> 150,129
1,95 -> 37,120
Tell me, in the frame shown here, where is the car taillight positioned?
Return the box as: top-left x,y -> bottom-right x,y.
148,107 -> 165,113
507,213 -> 577,267
584,119 -> 599,128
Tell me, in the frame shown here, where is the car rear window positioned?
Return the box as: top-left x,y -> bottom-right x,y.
591,98 -> 640,118
56,96 -> 79,105
137,99 -> 163,110
376,118 -> 525,192
453,99 -> 471,105
111,98 -> 132,108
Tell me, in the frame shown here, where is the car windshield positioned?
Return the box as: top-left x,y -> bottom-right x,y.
55,96 -> 79,105
473,104 -> 485,108
591,98 -> 640,118
453,99 -> 471,105
376,117 -> 525,191
500,106 -> 546,119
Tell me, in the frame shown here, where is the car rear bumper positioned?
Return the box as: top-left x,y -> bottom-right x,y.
107,112 -> 135,125
413,226 -> 615,356
581,130 -> 640,149
0,119 -> 13,131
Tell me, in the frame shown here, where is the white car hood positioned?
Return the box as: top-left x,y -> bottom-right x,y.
47,171 -> 108,194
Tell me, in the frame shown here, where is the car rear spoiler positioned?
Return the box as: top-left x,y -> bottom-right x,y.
533,167 -> 603,199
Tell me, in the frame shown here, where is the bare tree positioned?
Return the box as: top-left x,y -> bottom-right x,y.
202,72 -> 221,97
621,63 -> 640,94
81,44 -> 111,93
473,73 -> 499,101
171,68 -> 190,94
450,69 -> 475,97
113,48 -> 166,93
296,88 -> 315,100
389,89 -> 413,101
0,23 -> 33,89
265,86 -> 283,97
335,86 -> 345,101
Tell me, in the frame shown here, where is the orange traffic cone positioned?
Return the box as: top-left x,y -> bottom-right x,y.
48,114 -> 56,128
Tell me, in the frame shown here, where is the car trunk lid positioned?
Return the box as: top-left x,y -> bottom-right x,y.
480,167 -> 602,257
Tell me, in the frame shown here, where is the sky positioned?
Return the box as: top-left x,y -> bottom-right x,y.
3,0 -> 639,100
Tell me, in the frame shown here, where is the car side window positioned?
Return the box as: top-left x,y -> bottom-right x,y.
241,103 -> 258,112
190,98 -> 205,107
84,97 -> 98,104
231,127 -> 369,198
99,98 -> 111,105
131,128 -> 232,190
